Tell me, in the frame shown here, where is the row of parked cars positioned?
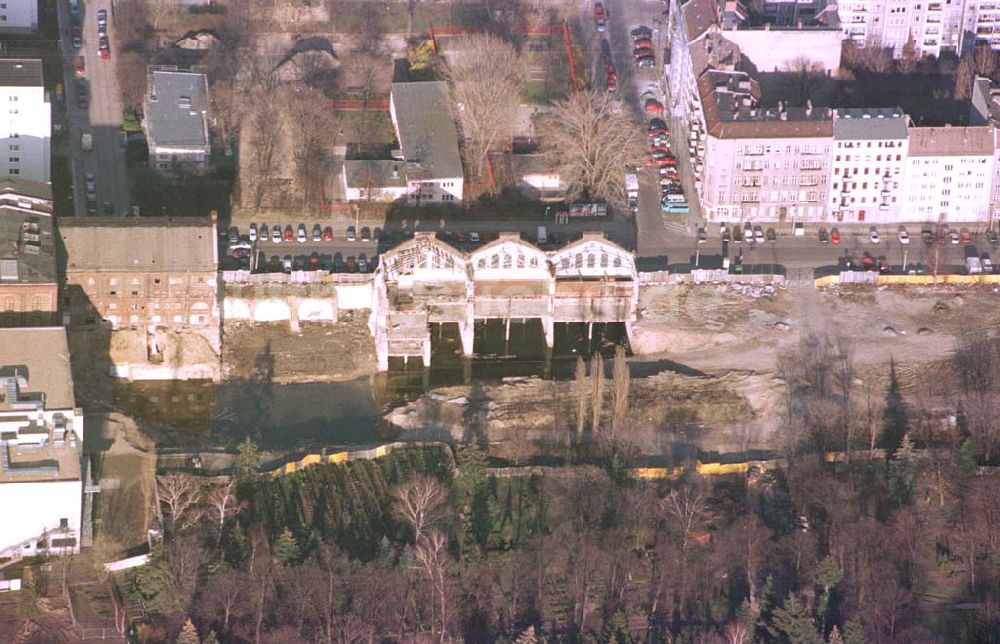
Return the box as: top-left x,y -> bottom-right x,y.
261,252 -> 377,274
815,225 -> 998,246
228,223 -> 382,245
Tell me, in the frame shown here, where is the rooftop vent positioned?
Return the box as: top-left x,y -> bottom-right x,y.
178,95 -> 191,109
0,367 -> 44,410
0,258 -> 17,281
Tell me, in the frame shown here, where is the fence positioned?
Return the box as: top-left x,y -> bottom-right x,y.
686,270 -> 786,285
816,271 -> 1000,287
268,441 -> 455,477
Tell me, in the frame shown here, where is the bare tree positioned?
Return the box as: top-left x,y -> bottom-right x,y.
955,52 -> 977,100
590,352 -> 605,436
116,53 -> 148,110
898,34 -> 919,75
283,85 -> 338,210
146,0 -> 173,35
157,472 -> 203,533
391,475 -> 450,542
543,92 -> 645,203
206,479 -> 240,547
411,531 -> 452,639
442,34 -> 524,186
610,345 -> 631,442
780,56 -> 827,106
975,42 -> 997,77
153,533 -> 207,617
574,356 -> 588,440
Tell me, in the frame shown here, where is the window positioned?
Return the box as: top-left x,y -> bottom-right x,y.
8,169 -> 18,175
7,157 -> 17,162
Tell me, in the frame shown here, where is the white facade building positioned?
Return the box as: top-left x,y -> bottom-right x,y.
828,108 -> 910,223
0,327 -> 84,558
0,59 -> 50,184
143,71 -> 211,175
903,126 -> 995,224
0,0 -> 38,34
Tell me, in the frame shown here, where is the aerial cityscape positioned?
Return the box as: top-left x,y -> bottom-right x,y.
2,0 -> 1000,640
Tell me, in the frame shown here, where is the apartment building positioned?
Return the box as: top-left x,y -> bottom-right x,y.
0,0 -> 38,34
0,59 -> 49,184
143,70 -> 211,175
58,216 -> 219,333
0,327 -> 84,558
0,179 -> 55,327
828,108 -> 910,224
698,73 -> 833,222
903,126 -> 994,224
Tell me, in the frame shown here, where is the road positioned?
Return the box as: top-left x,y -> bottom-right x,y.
57,0 -> 130,217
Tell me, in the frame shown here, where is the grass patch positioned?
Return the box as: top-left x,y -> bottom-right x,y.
334,109 -> 395,149
331,2 -> 489,34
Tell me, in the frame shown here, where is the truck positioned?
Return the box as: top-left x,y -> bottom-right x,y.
966,256 -> 983,274
536,226 -> 547,245
625,173 -> 639,199
80,132 -> 92,152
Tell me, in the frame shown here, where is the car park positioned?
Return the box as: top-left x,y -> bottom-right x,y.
869,227 -> 879,244
898,227 -> 909,244
818,227 -> 828,244
297,223 -> 307,243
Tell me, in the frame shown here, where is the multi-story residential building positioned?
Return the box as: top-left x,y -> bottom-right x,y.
0,326 -> 84,558
143,70 -> 211,176
828,108 -> 910,224
0,0 -> 38,34
0,59 -> 49,184
343,81 -> 464,205
903,126 -> 995,224
58,216 -> 219,334
0,178 -> 55,327
698,74 -> 833,222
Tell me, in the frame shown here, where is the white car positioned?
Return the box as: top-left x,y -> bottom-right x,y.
248,223 -> 258,241
869,227 -> 880,244
898,228 -> 909,245
297,224 -> 307,243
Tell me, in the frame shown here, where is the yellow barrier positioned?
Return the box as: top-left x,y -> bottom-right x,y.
268,442 -> 452,478
819,273 -> 1000,288
633,466 -> 684,480
696,460 -> 749,475
813,275 -> 839,288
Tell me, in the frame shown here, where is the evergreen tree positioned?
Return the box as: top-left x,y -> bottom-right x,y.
827,625 -> 844,644
273,527 -> 300,565
888,433 -> 917,506
841,617 -> 866,644
175,618 -> 200,644
201,631 -> 219,644
814,555 -> 843,634
514,625 -> 538,644
958,438 -> 978,476
600,610 -> 632,643
18,567 -> 38,622
234,438 -> 262,484
882,360 -> 908,449
768,593 -> 821,644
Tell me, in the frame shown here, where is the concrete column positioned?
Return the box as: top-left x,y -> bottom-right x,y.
375,326 -> 389,371
504,317 -> 511,342
625,318 -> 634,351
288,296 -> 301,334
459,320 -> 474,356
463,357 -> 472,384
542,315 -> 554,349
543,344 -> 552,379
422,337 -> 432,368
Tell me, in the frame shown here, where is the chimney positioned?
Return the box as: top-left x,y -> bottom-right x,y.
806,99 -> 813,116
209,210 -> 218,224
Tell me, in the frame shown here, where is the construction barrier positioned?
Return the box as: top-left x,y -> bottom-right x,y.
818,272 -> 1000,287
268,442 -> 443,477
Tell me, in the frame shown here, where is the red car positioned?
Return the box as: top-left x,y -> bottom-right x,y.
594,2 -> 605,19
283,225 -> 294,242
644,98 -> 664,113
74,56 -> 85,77
605,62 -> 616,80
99,47 -> 110,62
830,228 -> 841,244
321,226 -> 334,242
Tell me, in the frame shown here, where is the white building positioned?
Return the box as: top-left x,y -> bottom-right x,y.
0,327 -> 84,558
903,126 -> 995,224
0,0 -> 38,34
828,108 -> 910,224
143,70 -> 210,175
0,59 -> 49,184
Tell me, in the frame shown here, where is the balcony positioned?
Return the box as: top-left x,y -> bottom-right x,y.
799,178 -> 821,187
800,161 -> 823,170
928,3 -> 942,11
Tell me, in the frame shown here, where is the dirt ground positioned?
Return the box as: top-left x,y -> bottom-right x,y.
222,312 -> 376,383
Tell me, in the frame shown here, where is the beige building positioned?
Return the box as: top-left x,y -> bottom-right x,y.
903,126 -> 995,225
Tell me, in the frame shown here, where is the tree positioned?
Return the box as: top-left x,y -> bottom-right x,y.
591,352 -> 605,436
273,527 -> 300,566
176,618 -> 200,644
234,437 -> 262,483
18,567 -> 39,624
767,593 -> 821,643
283,85 -> 338,210
814,556 -> 843,634
575,356 -> 588,440
206,479 -> 240,548
157,472 -> 203,534
898,34 -> 919,74
117,53 -> 148,111
955,52 -> 977,100
411,531 -> 452,639
138,534 -> 207,617
543,92 -> 645,203
610,345 -> 631,444
888,433 -> 917,506
442,34 -> 525,186
780,56 -> 827,106
975,42 -> 997,77
391,474 -> 450,542
882,359 -> 908,450
91,534 -> 123,582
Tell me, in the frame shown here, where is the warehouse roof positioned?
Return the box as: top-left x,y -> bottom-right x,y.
59,217 -> 217,272
0,327 -> 75,411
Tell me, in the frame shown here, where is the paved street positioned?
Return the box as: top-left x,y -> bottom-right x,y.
57,0 -> 130,217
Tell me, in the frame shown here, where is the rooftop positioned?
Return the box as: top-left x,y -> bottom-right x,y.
832,108 -> 909,141
343,159 -> 408,190
0,327 -> 75,411
0,440 -> 81,484
145,71 -> 210,149
682,0 -> 720,42
0,183 -> 55,285
390,81 -> 463,181
907,125 -> 994,157
59,217 -> 217,272
698,71 -> 832,139
0,59 -> 43,88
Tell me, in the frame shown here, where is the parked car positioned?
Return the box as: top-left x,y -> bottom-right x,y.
949,229 -> 960,244
96,9 -> 107,30
297,223 -> 307,243
922,229 -> 934,245
766,228 -> 776,243
600,39 -> 612,63
869,226 -> 879,244
361,226 -> 371,242
987,229 -> 1000,245
818,227 -> 828,244
284,225 -> 294,242
594,2 -> 606,31
249,223 -> 258,241
272,224 -> 282,243
697,227 -> 707,244
322,226 -> 334,242
333,252 -> 345,272
469,232 -> 481,243
373,227 -> 382,242
311,224 -> 322,241
732,225 -> 744,243
631,25 -> 652,39
76,79 -> 88,108
227,226 -> 239,246
644,98 -> 664,113
960,227 -> 973,244
983,253 -> 993,272
358,253 -> 369,273
72,27 -> 82,49
74,56 -> 85,77
345,256 -> 358,273
607,75 -> 617,92
897,227 -> 909,245
346,225 -> 356,241
84,173 -> 97,201
259,223 -> 269,242
309,252 -> 320,269
753,225 -> 765,243
830,228 -> 841,244
636,55 -> 655,68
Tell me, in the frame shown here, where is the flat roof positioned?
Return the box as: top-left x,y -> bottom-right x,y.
59,217 -> 217,272
0,59 -> 43,88
0,186 -> 56,285
833,108 -> 909,140
145,71 -> 209,149
907,125 -> 994,156
390,81 -> 463,180
0,440 -> 81,484
0,327 -> 75,411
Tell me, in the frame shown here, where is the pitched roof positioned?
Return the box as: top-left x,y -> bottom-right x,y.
832,108 -> 909,140
907,126 -> 994,156
343,160 -> 408,189
682,0 -> 720,42
0,327 -> 75,411
59,217 -> 217,272
0,185 -> 54,285
0,59 -> 43,88
390,81 -> 463,180
145,71 -> 209,149
698,71 -> 832,139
